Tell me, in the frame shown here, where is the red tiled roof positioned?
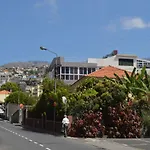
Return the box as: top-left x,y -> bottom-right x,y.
0,90 -> 11,94
86,66 -> 131,78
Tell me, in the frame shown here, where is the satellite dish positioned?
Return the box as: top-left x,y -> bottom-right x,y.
62,96 -> 67,104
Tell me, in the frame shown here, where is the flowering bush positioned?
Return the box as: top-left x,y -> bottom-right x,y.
106,105 -> 142,138
68,110 -> 105,138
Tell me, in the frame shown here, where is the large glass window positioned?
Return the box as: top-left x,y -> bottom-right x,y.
84,68 -> 87,74
119,58 -> 134,66
70,75 -> 73,80
66,67 -> 69,74
62,67 -> 65,73
74,75 -> 78,80
74,67 -> 78,74
61,75 -> 65,80
66,75 -> 69,80
70,67 -> 73,74
92,68 -> 96,72
88,68 -> 91,74
79,68 -> 84,74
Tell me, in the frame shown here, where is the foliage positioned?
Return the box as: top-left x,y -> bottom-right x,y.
141,110 -> 150,137
5,91 -> 36,105
0,82 -> 21,92
109,67 -> 150,115
29,77 -> 70,120
106,105 -> 142,138
76,77 -> 99,92
68,110 -> 105,138
68,78 -> 127,117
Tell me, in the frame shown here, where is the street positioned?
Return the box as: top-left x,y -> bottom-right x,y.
2,119 -> 150,150
0,119 -> 104,150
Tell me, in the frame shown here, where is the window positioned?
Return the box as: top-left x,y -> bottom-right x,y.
84,68 -> 87,74
88,68 -> 91,74
70,67 -> 73,74
79,68 -> 84,74
137,64 -> 142,68
66,75 -> 69,80
92,68 -> 96,72
61,75 -> 65,80
74,67 -> 78,74
119,58 -> 134,66
62,67 -> 65,73
66,67 -> 69,74
70,75 -> 73,80
74,75 -> 78,80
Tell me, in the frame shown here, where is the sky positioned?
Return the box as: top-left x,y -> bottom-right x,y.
1,0 -> 150,65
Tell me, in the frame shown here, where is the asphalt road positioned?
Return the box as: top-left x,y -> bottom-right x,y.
2,119 -> 150,150
0,119 -> 104,150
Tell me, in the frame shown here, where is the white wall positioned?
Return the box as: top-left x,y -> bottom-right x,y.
88,55 -> 137,72
0,94 -> 10,103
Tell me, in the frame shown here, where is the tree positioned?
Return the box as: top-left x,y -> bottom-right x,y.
5,91 -> 36,105
0,82 -> 21,92
110,67 -> 150,115
68,78 -> 127,117
29,77 -> 70,120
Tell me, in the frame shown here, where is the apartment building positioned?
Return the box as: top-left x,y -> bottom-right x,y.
49,57 -> 98,84
25,84 -> 42,97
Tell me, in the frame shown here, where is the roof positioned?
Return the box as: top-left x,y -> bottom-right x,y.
116,54 -> 137,58
86,66 -> 131,78
0,90 -> 11,94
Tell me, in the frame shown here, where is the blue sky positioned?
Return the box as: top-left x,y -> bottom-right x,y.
1,0 -> 150,65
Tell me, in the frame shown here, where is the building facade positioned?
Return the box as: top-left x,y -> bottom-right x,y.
88,50 -> 150,74
25,84 -> 42,97
49,57 -> 98,84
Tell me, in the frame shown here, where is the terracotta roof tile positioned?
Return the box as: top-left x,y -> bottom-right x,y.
86,66 -> 131,78
0,90 -> 11,94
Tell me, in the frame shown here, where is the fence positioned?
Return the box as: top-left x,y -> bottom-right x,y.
24,118 -> 62,133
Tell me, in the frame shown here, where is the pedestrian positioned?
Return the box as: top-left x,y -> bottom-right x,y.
62,115 -> 70,137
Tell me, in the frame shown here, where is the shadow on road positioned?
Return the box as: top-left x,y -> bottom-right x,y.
21,126 -> 63,137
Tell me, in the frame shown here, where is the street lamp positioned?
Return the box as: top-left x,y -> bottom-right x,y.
40,46 -> 58,93
40,46 -> 58,134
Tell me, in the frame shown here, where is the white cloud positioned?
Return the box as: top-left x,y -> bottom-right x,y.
121,17 -> 150,30
34,0 -> 58,16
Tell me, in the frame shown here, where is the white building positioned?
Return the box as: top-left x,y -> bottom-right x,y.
88,50 -> 150,74
0,72 -> 10,87
25,84 -> 42,97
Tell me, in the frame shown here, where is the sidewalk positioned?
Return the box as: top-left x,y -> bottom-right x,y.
68,137 -> 142,150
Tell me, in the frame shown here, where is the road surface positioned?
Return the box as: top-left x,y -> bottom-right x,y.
0,119 -> 104,150
2,119 -> 150,150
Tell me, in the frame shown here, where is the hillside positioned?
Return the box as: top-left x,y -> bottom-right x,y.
1,61 -> 50,68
